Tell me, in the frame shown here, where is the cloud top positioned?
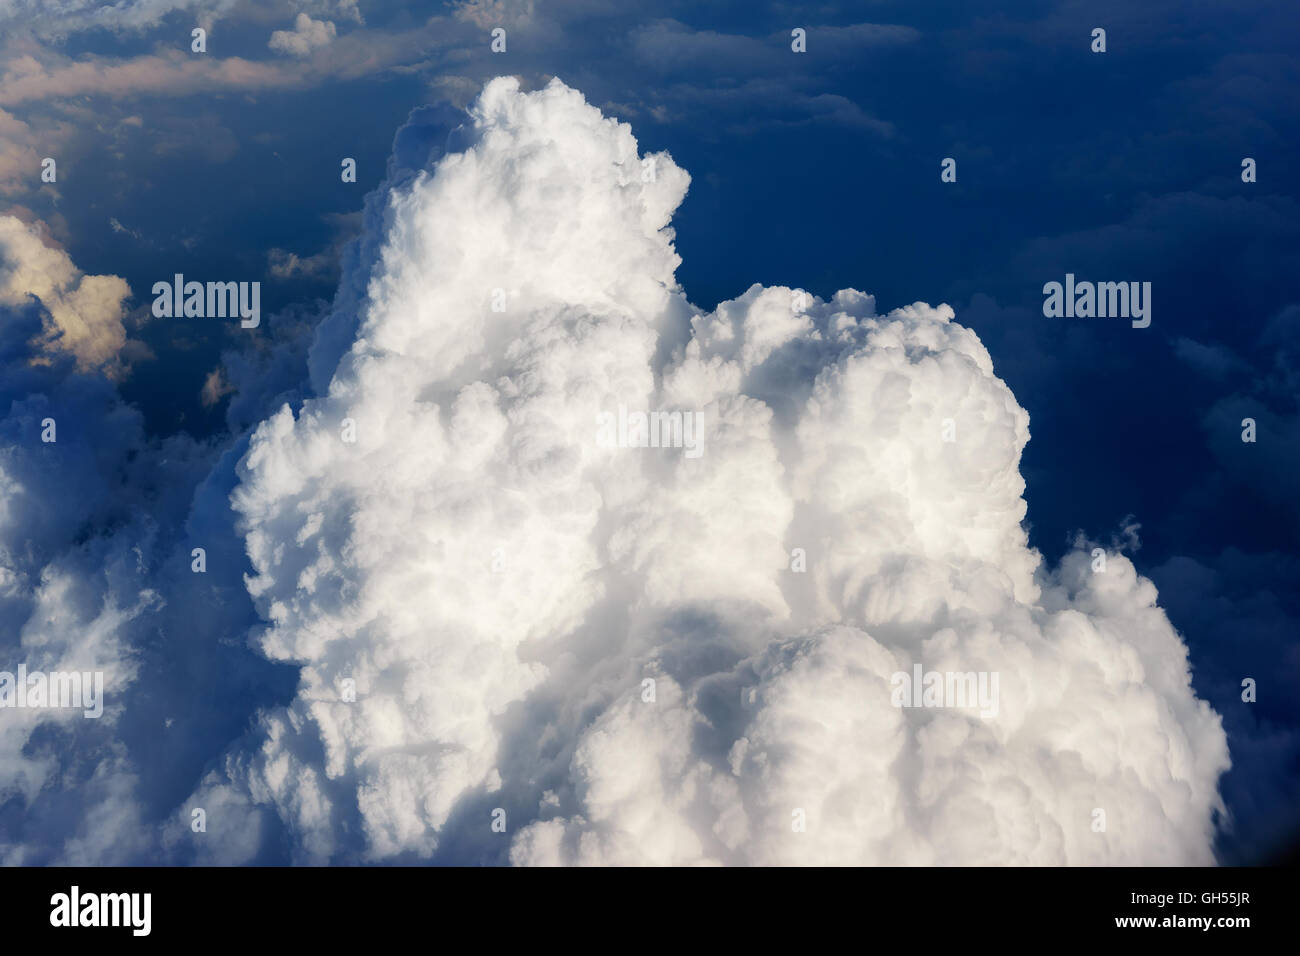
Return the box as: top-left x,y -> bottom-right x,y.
185,77 -> 1228,865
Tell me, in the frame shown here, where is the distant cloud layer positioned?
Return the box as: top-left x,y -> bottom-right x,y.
172,78 -> 1230,864
0,0 -> 237,36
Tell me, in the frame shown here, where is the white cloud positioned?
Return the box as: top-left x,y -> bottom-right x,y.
269,13 -> 337,58
184,77 -> 1228,865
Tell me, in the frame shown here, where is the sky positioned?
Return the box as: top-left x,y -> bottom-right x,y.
0,0 -> 1296,865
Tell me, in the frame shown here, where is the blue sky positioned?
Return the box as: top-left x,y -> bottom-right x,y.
0,0 -> 1296,864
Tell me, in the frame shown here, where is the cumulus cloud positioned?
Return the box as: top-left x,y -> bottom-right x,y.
269,13 -> 337,58
0,215 -> 132,374
176,77 -> 1228,865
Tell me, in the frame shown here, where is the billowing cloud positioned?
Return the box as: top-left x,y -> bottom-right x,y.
177,77 -> 1229,865
0,215 -> 132,374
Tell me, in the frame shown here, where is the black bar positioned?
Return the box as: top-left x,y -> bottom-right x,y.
3,865 -> 1285,942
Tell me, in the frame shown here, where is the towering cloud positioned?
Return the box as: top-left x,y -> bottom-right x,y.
183,77 -> 1228,865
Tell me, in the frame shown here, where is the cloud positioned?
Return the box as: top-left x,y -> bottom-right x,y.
1199,303 -> 1300,521
108,217 -> 143,240
0,208 -> 297,864
0,215 -> 132,375
267,247 -> 335,280
451,0 -> 537,30
1150,547 -> 1300,863
0,24 -> 447,106
200,366 -> 234,407
1173,336 -> 1250,381
0,225 -> 168,863
269,13 -> 337,58
217,299 -> 320,433
0,109 -> 43,195
176,77 -> 1229,865
0,0 -> 239,37
0,51 -> 301,106
630,19 -> 918,74
0,107 -> 75,198
266,212 -> 361,282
